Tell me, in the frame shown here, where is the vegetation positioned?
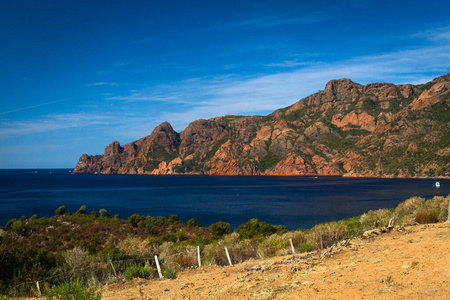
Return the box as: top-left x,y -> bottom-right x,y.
123,263 -> 154,280
0,194 -> 449,296
46,280 -> 102,300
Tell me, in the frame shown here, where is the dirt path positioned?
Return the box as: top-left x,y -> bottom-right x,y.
102,222 -> 450,299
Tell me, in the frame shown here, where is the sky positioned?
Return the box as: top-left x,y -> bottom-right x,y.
1,0 -> 450,168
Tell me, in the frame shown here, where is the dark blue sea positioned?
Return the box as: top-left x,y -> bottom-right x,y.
0,169 -> 448,230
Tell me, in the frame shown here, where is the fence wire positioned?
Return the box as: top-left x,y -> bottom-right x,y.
7,237 -> 308,297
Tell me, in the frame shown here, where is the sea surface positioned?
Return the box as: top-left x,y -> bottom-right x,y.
0,169 -> 448,229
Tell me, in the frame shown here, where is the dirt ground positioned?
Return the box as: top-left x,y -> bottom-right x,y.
102,222 -> 450,300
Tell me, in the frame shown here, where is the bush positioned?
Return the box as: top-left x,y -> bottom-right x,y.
394,195 -> 450,226
306,220 -> 353,249
209,221 -> 230,237
5,218 -> 17,228
99,209 -> 107,218
159,242 -> 197,272
123,263 -> 154,280
256,234 -> 287,258
55,206 -> 66,216
415,210 -> 440,224
168,214 -> 180,224
298,242 -> 314,253
11,220 -> 28,236
203,233 -> 256,265
117,237 -> 157,259
360,208 -> 393,229
234,219 -> 287,240
162,268 -> 178,279
187,218 -> 197,227
46,280 -> 101,300
76,205 -> 87,215
62,247 -> 92,278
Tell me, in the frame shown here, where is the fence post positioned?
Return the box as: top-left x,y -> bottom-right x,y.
289,238 -> 295,254
388,216 -> 395,227
36,281 -> 41,297
109,259 -> 119,281
320,231 -> 323,251
225,247 -> 233,266
448,202 -> 450,222
197,246 -> 202,267
155,255 -> 163,278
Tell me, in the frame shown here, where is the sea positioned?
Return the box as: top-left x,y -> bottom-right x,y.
0,169 -> 448,230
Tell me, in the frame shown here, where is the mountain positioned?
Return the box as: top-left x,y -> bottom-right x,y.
74,73 -> 450,178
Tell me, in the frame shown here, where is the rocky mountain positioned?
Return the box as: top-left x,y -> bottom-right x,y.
74,73 -> 450,178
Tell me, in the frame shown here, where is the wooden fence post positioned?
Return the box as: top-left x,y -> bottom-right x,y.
155,255 -> 163,278
289,238 -> 295,254
448,202 -> 450,222
109,260 -> 119,281
320,231 -> 323,251
225,247 -> 233,266
197,246 -> 202,267
36,281 -> 41,297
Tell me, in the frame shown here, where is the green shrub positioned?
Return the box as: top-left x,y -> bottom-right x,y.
5,218 -> 17,228
256,234 -> 287,258
209,221 -> 230,237
123,263 -> 154,280
187,218 -> 197,227
162,268 -> 178,279
128,214 -> 142,227
306,220 -> 353,249
168,214 -> 180,224
46,280 -> 101,300
297,242 -> 314,253
203,233 -> 256,265
55,206 -> 66,216
11,220 -> 28,236
76,205 -> 87,215
234,219 -> 287,240
99,209 -> 107,218
360,208 -> 393,229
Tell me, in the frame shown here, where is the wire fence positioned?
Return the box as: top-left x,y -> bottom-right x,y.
7,236 -> 314,297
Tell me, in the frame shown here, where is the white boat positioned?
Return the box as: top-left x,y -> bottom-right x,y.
435,181 -> 440,188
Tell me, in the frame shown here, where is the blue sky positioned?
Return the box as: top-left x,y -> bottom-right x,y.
1,0 -> 450,168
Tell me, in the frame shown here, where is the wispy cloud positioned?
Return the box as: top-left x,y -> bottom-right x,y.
266,59 -> 312,68
87,82 -> 119,86
0,99 -> 70,115
412,25 -> 450,41
0,113 -> 114,136
222,12 -> 329,31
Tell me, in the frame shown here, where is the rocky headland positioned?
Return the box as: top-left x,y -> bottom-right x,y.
74,73 -> 450,178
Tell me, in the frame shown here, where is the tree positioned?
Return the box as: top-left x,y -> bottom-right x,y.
55,206 -> 66,216
99,209 -> 107,218
76,205 -> 86,215
187,218 -> 197,227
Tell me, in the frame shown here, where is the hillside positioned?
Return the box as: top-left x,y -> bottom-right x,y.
102,222 -> 450,299
74,73 -> 450,177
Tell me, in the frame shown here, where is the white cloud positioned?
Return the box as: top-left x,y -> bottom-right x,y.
413,25 -> 450,41
87,82 -> 119,86
0,113 -> 114,136
0,99 -> 69,115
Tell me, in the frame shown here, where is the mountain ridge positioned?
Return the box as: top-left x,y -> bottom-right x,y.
74,73 -> 450,178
